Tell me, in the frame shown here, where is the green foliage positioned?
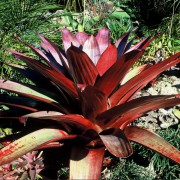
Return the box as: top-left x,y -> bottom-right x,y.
108,159 -> 155,180
0,0 -> 64,78
130,128 -> 180,180
59,1 -> 132,42
120,0 -> 180,27
0,0 -> 61,35
48,0 -> 83,12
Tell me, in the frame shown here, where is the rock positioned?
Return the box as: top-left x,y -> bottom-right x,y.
136,74 -> 180,130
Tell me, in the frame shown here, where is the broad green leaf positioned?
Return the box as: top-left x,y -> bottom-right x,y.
173,108 -> 180,119
111,11 -> 130,19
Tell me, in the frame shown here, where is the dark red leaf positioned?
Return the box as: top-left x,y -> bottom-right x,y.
95,50 -> 144,97
99,128 -> 133,157
15,37 -> 57,65
38,114 -> 102,132
0,102 -> 37,112
123,39 -> 134,53
78,85 -> 107,121
8,64 -> 59,91
8,50 -> 78,98
67,45 -> 98,85
97,95 -> 180,129
96,44 -> 118,76
36,33 -> 65,67
110,52 -> 180,106
35,142 -> 64,150
37,33 -> 71,75
19,111 -> 63,124
126,36 -> 151,52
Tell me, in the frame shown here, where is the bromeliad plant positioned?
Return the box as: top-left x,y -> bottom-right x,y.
0,28 -> 180,179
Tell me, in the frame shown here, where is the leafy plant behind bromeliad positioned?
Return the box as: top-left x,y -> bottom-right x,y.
0,28 -> 180,179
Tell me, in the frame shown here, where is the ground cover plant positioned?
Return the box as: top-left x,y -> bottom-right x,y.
0,27 -> 180,179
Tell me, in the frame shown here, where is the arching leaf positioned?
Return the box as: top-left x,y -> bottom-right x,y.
0,128 -> 75,166
110,52 -> 180,106
124,126 -> 180,164
97,95 -> 180,129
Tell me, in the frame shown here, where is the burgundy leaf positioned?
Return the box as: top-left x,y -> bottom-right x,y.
15,36 -> 63,72
0,102 -> 37,112
110,52 -> 180,106
123,38 -> 134,53
97,95 -> 180,129
8,64 -> 59,91
0,80 -> 57,103
9,50 -> 78,98
35,142 -> 64,149
0,94 -> 42,109
126,36 -> 151,52
38,114 -> 102,133
124,126 -> 180,164
121,64 -> 149,85
95,50 -> 144,97
96,44 -> 118,76
36,33 -> 70,74
99,128 -> 133,157
67,45 -> 98,85
78,85 -> 107,121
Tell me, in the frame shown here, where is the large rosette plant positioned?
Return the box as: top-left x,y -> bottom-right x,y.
0,28 -> 180,179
